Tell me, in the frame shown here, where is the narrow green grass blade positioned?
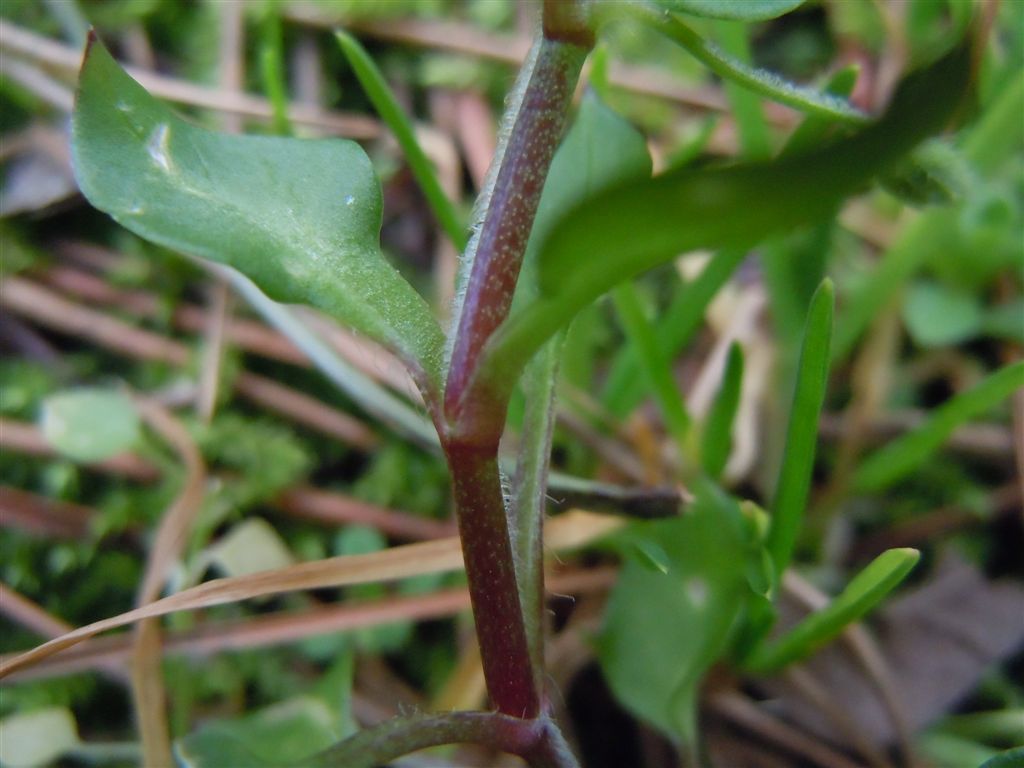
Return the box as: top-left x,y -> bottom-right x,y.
715,19 -> 772,159
852,362 -> 1024,493
961,71 -> 1024,177
603,248 -> 747,416
701,342 -> 744,479
765,280 -> 833,579
832,209 -> 959,362
335,31 -> 466,251
612,281 -> 692,456
632,5 -> 867,125
260,13 -> 292,136
762,67 -> 857,362
743,547 -> 920,673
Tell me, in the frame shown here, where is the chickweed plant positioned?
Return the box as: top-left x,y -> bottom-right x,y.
3,1 -> 1022,766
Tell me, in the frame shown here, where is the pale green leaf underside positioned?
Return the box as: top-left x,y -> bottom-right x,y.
72,38 -> 444,394
655,0 -> 805,21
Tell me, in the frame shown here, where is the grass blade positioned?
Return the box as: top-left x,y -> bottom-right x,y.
260,12 -> 292,136
852,361 -> 1024,493
701,342 -> 744,479
602,248 -> 747,416
335,30 -> 466,251
832,210 -> 959,362
714,19 -> 772,159
765,280 -> 833,578
611,281 -> 692,457
742,547 -> 920,673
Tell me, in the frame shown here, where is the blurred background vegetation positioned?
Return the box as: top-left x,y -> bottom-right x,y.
0,1 -> 1021,766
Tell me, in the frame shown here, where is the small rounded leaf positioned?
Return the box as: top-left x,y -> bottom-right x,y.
40,388 -> 140,462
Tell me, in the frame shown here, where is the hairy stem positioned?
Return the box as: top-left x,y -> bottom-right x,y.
440,4 -> 592,722
444,36 -> 587,430
303,711 -> 578,768
445,440 -> 540,716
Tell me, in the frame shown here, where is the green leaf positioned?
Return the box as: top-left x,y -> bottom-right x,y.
701,342 -> 744,478
206,518 -> 296,578
654,0 -> 806,22
597,479 -> 752,744
853,362 -> 1024,493
983,299 -> 1024,343
72,37 -> 445,396
632,539 -> 671,574
0,707 -> 80,768
603,248 -> 747,417
260,11 -> 292,136
335,30 -> 466,251
714,19 -> 772,160
832,209 -> 960,362
979,747 -> 1024,768
334,525 -> 414,652
880,140 -> 973,207
477,39 -> 971,402
743,548 -> 920,674
612,281 -> 692,457
780,65 -> 860,157
175,697 -> 339,768
919,733 -> 1001,768
40,387 -> 140,463
635,6 -> 866,124
903,280 -> 984,347
765,280 -> 833,579
515,91 -> 653,307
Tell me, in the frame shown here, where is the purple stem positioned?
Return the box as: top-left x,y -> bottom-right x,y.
444,38 -> 586,430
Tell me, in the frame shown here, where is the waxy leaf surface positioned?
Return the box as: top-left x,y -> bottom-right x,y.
72,39 -> 445,393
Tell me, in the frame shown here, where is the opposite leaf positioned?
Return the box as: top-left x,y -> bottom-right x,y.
72,37 -> 445,396
474,37 -> 972,403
